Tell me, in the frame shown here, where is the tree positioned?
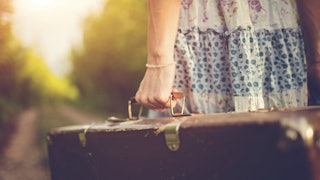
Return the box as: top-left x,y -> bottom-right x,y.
0,0 -> 78,122
70,0 -> 147,115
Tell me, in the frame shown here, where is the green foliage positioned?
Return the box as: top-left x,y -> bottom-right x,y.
0,0 -> 78,123
70,0 -> 147,114
19,50 -> 79,104
0,43 -> 79,122
0,0 -> 23,121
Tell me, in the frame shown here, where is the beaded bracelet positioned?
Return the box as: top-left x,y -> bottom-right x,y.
146,62 -> 175,68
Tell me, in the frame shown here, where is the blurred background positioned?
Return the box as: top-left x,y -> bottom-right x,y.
0,0 -> 147,179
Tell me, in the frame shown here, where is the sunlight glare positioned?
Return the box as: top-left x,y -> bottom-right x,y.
32,0 -> 54,9
13,0 -> 105,76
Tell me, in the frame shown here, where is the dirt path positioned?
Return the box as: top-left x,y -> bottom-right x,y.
0,106 -> 103,180
0,109 -> 50,180
58,106 -> 105,124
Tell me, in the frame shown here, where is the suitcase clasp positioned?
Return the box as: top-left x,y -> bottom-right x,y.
280,116 -> 319,150
164,121 -> 181,151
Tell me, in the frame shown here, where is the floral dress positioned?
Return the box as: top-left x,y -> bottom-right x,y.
173,0 -> 307,113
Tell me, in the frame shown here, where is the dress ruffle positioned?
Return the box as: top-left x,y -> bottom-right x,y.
174,25 -> 307,113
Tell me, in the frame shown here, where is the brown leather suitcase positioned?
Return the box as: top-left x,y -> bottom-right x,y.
47,106 -> 320,180
298,0 -> 320,105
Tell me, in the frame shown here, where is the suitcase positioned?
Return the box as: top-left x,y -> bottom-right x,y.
47,106 -> 320,180
298,0 -> 320,105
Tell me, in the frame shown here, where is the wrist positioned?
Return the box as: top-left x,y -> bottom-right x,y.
147,51 -> 175,64
146,62 -> 175,68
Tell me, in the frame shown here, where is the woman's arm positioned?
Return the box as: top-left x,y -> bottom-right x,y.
135,0 -> 181,111
147,0 -> 181,64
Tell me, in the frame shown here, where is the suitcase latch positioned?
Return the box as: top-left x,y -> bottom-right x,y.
78,124 -> 95,148
280,116 -> 319,149
164,121 -> 181,151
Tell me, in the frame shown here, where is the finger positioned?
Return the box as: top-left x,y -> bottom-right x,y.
136,93 -> 165,110
152,108 -> 166,112
154,94 -> 172,109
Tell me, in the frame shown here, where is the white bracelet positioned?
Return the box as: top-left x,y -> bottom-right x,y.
146,62 -> 175,68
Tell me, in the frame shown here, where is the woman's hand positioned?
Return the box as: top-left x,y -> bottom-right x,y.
135,0 -> 180,111
135,62 -> 177,111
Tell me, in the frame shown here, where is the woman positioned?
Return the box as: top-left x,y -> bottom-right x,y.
135,0 -> 308,115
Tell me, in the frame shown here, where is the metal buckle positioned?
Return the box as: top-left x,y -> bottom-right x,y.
280,116 -> 319,149
170,92 -> 189,117
128,97 -> 143,120
164,121 -> 181,151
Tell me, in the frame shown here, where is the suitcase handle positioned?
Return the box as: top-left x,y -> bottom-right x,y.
128,92 -> 189,120
128,97 -> 143,120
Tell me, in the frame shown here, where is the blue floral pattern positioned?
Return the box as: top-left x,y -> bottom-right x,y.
172,0 -> 307,113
